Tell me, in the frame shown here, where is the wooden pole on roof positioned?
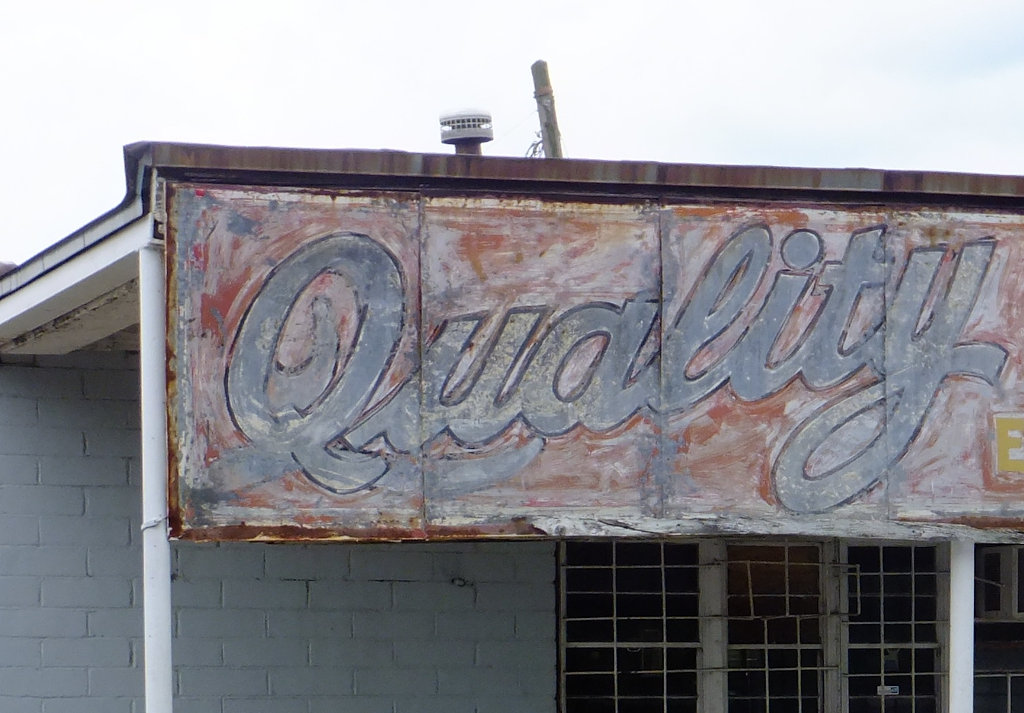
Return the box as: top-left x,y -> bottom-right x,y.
531,60 -> 563,158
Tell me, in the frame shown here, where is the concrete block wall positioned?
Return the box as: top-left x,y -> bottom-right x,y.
0,353 -> 558,713
173,540 -> 557,713
0,352 -> 142,713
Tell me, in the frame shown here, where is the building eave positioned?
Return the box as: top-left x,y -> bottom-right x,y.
0,143 -> 152,354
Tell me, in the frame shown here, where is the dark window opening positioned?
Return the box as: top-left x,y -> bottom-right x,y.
561,541 -> 943,713
562,541 -> 699,713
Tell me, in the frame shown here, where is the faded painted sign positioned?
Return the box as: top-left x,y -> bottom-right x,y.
167,182 -> 1024,540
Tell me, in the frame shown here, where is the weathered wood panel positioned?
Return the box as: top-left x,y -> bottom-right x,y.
167,182 -> 1024,540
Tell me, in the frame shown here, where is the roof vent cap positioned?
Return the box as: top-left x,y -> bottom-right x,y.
439,109 -> 493,154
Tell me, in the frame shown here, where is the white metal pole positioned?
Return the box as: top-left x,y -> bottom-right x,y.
140,238 -> 174,713
949,539 -> 975,713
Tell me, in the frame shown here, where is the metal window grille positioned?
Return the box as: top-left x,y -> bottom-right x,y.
561,541 -> 944,713
975,673 -> 1024,711
845,545 -> 941,713
561,541 -> 701,713
725,543 -> 826,713
975,604 -> 1024,711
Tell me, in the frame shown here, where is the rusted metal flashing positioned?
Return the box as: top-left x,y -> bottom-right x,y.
143,142 -> 1024,206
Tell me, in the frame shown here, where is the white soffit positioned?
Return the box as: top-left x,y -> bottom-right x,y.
0,218 -> 151,354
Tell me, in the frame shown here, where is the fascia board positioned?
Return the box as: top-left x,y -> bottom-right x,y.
0,217 -> 152,347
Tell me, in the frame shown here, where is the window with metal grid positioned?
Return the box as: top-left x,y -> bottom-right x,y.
726,543 -> 825,713
561,541 -> 701,713
975,673 -> 1024,711
845,545 -> 941,713
975,616 -> 1024,711
561,541 -> 946,713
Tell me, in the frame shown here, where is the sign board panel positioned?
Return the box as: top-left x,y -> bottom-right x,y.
167,182 -> 1024,539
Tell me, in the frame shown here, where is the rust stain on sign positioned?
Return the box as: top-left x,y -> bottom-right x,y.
167,182 -> 1024,541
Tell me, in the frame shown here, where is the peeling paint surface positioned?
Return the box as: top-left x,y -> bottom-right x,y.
167,182 -> 1024,540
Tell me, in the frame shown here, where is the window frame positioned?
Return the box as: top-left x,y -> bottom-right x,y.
558,538 -> 948,713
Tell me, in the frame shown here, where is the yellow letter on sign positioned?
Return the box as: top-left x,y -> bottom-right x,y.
995,414 -> 1024,475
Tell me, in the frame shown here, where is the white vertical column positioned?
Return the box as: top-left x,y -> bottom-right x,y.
949,539 -> 975,713
140,239 -> 174,713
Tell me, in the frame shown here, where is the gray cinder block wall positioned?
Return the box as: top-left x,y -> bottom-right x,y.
0,353 -> 557,713
173,541 -> 557,713
0,352 -> 141,713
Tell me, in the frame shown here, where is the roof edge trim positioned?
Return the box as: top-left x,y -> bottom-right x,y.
0,217 -> 152,350
0,142 -> 153,301
148,142 -> 1024,200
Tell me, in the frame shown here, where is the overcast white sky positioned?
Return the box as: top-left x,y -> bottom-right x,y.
2,0 -> 1023,264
